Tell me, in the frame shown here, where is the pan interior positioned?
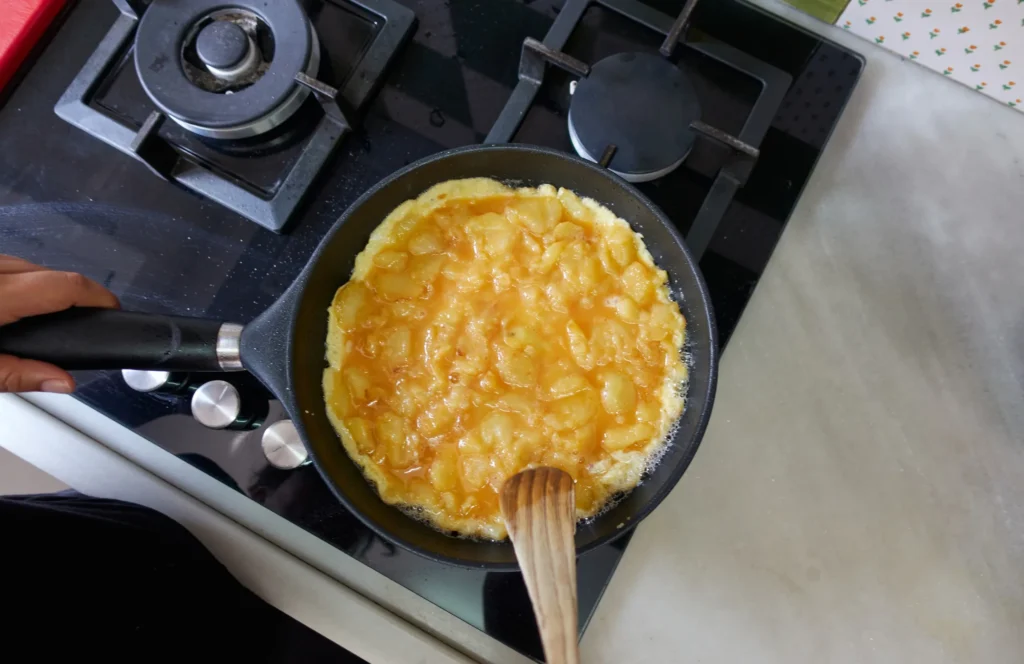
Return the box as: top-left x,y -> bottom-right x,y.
286,145 -> 716,568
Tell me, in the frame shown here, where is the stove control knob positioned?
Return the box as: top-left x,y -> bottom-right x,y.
191,380 -> 267,431
261,420 -> 311,470
122,369 -> 192,395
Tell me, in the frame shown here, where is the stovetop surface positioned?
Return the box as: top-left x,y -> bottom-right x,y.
0,0 -> 862,660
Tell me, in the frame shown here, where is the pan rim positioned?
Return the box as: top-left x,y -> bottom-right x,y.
288,143 -> 718,570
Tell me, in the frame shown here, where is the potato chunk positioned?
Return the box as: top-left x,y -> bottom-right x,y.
373,250 -> 409,271
602,423 -> 655,451
622,262 -> 653,305
429,445 -> 459,491
466,212 -> 517,257
376,273 -> 424,301
506,196 -> 562,235
600,372 -> 636,415
333,282 -> 368,329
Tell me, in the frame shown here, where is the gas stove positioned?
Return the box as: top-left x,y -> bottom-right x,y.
0,0 -> 862,661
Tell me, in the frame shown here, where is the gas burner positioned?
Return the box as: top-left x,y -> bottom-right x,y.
568,52 -> 700,183
55,0 -> 414,231
135,1 -> 320,140
487,0 -> 786,261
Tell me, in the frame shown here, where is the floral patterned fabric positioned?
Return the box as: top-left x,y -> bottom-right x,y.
838,0 -> 1023,111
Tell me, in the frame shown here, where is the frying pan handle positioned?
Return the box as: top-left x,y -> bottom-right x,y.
239,289 -> 294,410
0,308 -> 244,372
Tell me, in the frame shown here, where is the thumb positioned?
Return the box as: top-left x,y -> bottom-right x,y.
0,355 -> 75,393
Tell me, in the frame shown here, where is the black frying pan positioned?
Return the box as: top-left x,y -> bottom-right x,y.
0,145 -> 717,569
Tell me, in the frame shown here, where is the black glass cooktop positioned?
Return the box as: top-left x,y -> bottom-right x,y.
0,0 -> 862,661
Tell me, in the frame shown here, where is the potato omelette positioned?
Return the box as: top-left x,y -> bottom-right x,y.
323,178 -> 687,540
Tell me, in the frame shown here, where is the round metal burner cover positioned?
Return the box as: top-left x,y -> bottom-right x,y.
196,20 -> 249,69
134,0 -> 312,131
569,52 -> 701,177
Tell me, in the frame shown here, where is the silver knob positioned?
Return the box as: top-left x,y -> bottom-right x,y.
122,369 -> 172,393
191,380 -> 240,429
122,369 -> 195,394
261,420 -> 310,470
191,378 -> 271,431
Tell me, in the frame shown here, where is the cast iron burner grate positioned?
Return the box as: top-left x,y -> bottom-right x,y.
487,0 -> 791,261
53,0 -> 414,232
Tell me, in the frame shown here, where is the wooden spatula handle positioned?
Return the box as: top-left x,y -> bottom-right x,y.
500,467 -> 579,664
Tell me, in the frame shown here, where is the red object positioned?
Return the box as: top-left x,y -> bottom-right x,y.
0,0 -> 67,92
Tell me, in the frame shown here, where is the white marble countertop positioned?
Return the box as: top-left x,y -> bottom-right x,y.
3,1 -> 1024,662
581,1 -> 1024,661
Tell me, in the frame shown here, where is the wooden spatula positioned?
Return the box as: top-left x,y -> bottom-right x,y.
500,467 -> 580,664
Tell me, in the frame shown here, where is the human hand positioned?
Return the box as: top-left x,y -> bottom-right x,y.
0,255 -> 119,393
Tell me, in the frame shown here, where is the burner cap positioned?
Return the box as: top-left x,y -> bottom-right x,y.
134,0 -> 318,139
568,52 -> 701,182
196,20 -> 249,70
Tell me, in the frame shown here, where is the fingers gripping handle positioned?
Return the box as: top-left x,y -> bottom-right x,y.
0,308 -> 244,372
